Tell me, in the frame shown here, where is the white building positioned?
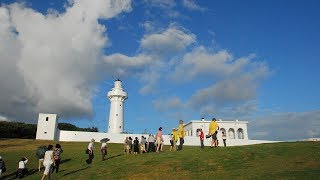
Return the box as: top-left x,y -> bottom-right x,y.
183,119 -> 248,140
107,79 -> 128,133
36,113 -> 59,140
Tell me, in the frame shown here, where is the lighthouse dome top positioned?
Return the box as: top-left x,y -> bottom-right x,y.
107,79 -> 128,99
114,79 -> 123,89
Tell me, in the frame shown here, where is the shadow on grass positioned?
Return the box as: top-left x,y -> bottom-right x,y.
105,153 -> 124,160
62,166 -> 90,177
60,158 -> 71,164
0,168 -> 38,180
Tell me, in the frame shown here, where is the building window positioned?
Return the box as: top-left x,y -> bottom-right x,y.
120,104 -> 122,106
44,132 -> 47,134
119,126 -> 121,128
116,114 -> 118,116
237,128 -> 244,139
46,117 -> 49,121
196,128 -> 201,137
220,128 -> 226,136
228,128 -> 235,139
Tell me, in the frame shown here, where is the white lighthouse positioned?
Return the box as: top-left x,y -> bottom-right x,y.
107,79 -> 128,133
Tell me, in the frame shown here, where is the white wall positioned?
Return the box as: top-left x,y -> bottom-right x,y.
36,114 -> 279,146
57,130 -> 279,146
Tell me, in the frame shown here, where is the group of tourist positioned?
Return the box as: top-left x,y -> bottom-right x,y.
121,119 -> 187,154
0,143 -> 63,179
0,118 -> 225,178
39,144 -> 63,180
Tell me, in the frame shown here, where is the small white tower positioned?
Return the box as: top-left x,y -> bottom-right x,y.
107,79 -> 128,133
36,113 -> 59,140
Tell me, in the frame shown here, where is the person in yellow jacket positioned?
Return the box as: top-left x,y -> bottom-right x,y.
172,128 -> 179,151
177,120 -> 185,150
209,118 -> 219,148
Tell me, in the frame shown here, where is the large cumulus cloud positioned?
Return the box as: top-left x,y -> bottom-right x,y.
0,0 -> 131,122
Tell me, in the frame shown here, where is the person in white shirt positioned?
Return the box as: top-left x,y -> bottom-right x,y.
140,136 -> 147,154
101,141 -> 107,161
16,157 -> 28,178
86,139 -> 95,164
41,145 -> 54,180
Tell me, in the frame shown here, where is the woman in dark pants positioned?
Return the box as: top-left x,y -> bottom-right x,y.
52,144 -> 63,173
86,139 -> 95,164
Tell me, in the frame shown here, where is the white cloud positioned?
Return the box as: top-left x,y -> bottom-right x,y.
182,0 -> 206,11
168,46 -> 269,117
250,110 -> 320,140
140,26 -> 196,55
171,47 -> 263,81
0,0 -> 131,122
103,53 -> 153,77
153,97 -> 185,111
103,25 -> 196,94
143,0 -> 176,9
0,115 -> 9,121
138,68 -> 162,94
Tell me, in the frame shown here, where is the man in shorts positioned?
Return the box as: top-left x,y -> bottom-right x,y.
209,118 -> 219,148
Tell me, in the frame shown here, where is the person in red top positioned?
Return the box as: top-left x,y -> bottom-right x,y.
199,129 -> 204,148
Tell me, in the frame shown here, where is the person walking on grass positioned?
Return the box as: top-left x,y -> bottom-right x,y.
199,129 -> 204,148
169,131 -> 174,151
209,118 -> 219,148
36,146 -> 47,172
173,128 -> 179,151
222,131 -> 227,147
101,141 -> 107,160
41,145 -> 54,180
52,144 -> 63,173
86,139 -> 95,164
140,136 -> 147,154
177,120 -> 185,151
128,137 -> 133,154
156,127 -> 164,153
124,137 -> 129,154
16,157 -> 28,178
133,137 -> 140,154
0,156 -> 6,177
147,134 -> 155,152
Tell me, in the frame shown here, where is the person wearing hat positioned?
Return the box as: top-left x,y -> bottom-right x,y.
0,156 -> 6,177
86,139 -> 95,164
209,118 -> 219,148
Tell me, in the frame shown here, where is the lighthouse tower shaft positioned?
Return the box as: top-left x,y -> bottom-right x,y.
107,80 -> 128,133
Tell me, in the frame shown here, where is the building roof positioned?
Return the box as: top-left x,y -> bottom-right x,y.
183,120 -> 248,127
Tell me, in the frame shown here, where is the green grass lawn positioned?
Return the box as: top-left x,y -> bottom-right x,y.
0,139 -> 319,179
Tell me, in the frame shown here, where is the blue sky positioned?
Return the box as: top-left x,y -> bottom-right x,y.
0,0 -> 319,140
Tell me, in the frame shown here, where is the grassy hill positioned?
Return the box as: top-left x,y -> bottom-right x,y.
0,139 -> 319,179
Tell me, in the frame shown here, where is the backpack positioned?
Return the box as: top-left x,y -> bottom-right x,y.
36,146 -> 47,159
